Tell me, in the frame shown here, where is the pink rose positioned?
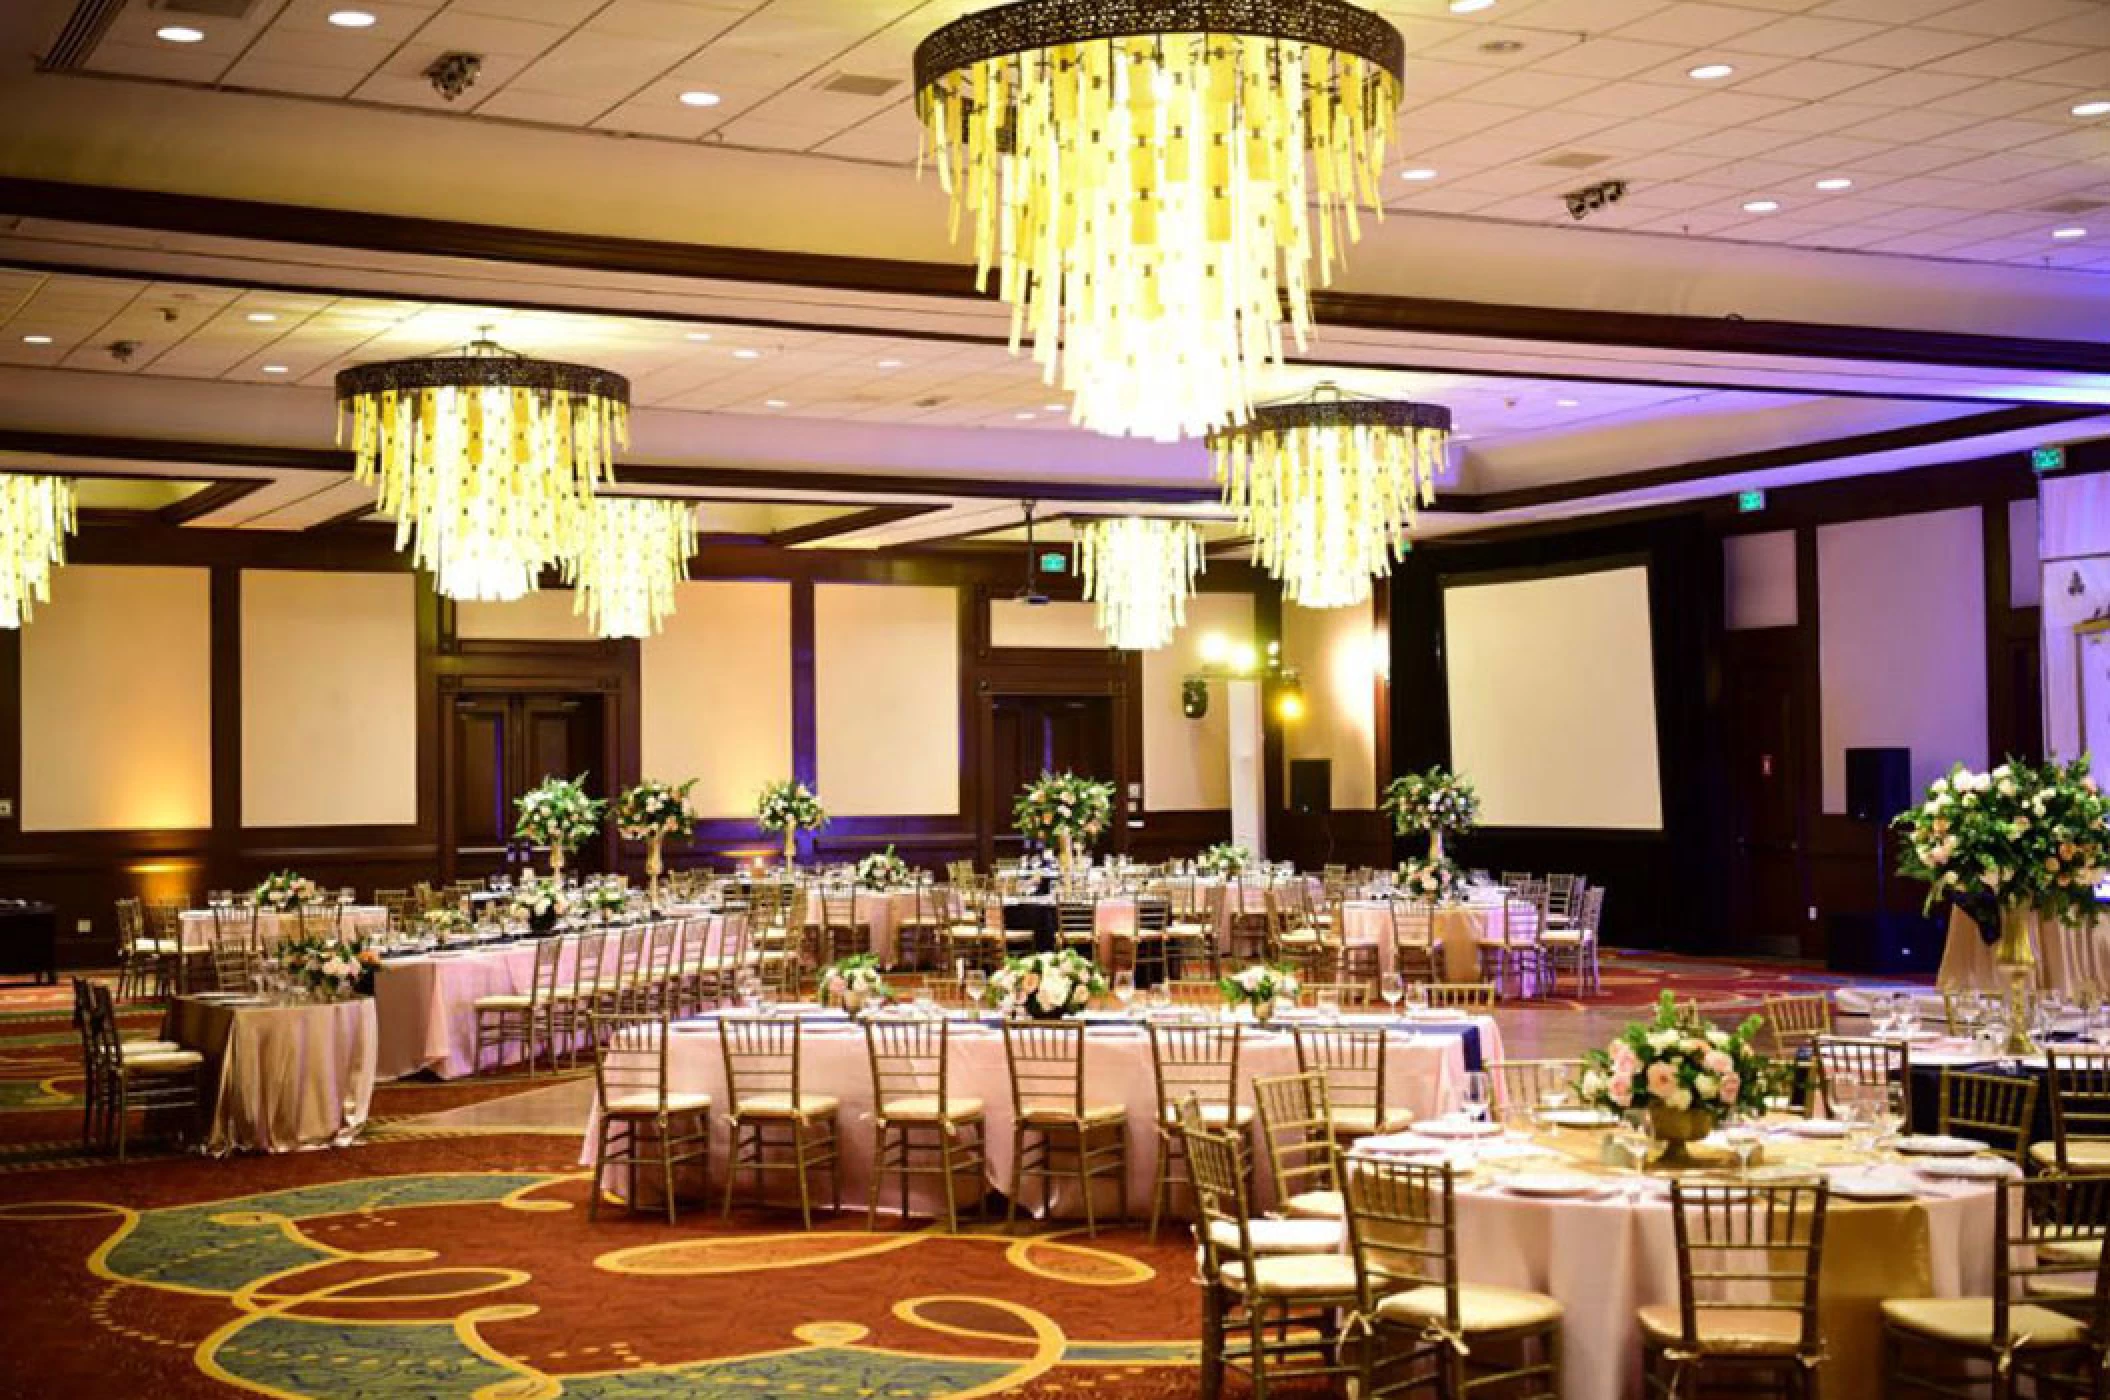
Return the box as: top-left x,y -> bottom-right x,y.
1609,1073 -> 1633,1107
1646,1062 -> 1679,1100
1702,1050 -> 1733,1077
1718,1072 -> 1741,1105
1611,1044 -> 1641,1076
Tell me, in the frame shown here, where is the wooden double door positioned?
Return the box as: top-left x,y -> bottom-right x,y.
984,693 -> 1119,864
446,690 -> 610,879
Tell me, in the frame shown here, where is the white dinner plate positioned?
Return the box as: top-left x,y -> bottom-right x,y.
1541,1108 -> 1617,1129
1827,1172 -> 1919,1201
1352,1132 -> 1442,1157
1784,1119 -> 1852,1139
1412,1118 -> 1503,1138
1503,1172 -> 1601,1199
1892,1135 -> 1987,1157
1917,1156 -> 2016,1181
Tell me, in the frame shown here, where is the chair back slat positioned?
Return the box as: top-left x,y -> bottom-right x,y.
1003,1022 -> 1088,1119
1664,1182 -> 1829,1355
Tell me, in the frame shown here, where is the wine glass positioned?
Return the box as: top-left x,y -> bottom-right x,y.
964,968 -> 988,1011
1613,1111 -> 1654,1193
1149,981 -> 1173,1017
1113,969 -> 1137,1018
1720,1114 -> 1763,1181
1461,1071 -> 1492,1126
1316,987 -> 1341,1024
1404,981 -> 1430,1015
1380,973 -> 1405,1019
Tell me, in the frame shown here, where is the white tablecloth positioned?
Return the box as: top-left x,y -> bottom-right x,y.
587,1014 -> 1484,1217
167,995 -> 377,1154
178,905 -> 388,951
1341,898 -> 1520,983
1935,904 -> 2110,995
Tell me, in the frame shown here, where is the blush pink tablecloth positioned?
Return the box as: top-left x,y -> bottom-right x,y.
178,906 -> 388,951
587,1014 -> 1480,1218
1341,899 -> 1518,982
167,994 -> 376,1154
1935,904 -> 2110,995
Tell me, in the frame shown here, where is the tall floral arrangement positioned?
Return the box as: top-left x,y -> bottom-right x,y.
1382,766 -> 1480,837
253,870 -> 321,912
276,934 -> 379,1000
987,949 -> 1106,1020
756,779 -> 826,867
514,774 -> 605,875
614,778 -> 695,841
1896,757 -> 2110,939
854,845 -> 913,890
1396,855 -> 1469,906
1014,772 -> 1116,846
1197,841 -> 1252,877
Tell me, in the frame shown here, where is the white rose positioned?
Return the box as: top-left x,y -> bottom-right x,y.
1039,969 -> 1072,1009
1667,1087 -> 1693,1111
1646,1029 -> 1679,1051
1693,1073 -> 1719,1101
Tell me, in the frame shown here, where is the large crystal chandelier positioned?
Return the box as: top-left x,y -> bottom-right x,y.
0,473 -> 75,628
914,0 -> 1404,442
1212,388 -> 1449,608
336,335 -> 629,602
561,496 -> 697,639
1077,517 -> 1205,650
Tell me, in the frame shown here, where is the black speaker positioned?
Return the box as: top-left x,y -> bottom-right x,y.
1845,746 -> 1912,823
1289,759 -> 1331,815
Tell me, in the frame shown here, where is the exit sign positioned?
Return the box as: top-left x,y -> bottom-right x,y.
1736,488 -> 1766,513
1038,550 -> 1067,574
2033,445 -> 2067,473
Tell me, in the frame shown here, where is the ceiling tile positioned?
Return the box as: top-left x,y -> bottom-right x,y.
1610,2 -> 1779,45
1927,0 -> 2102,35
1727,14 -> 1887,56
1926,38 -> 2091,79
1528,36 -> 1691,79
1734,57 -> 1894,99
1825,26 -> 1990,66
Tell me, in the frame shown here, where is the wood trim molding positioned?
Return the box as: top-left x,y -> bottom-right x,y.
160,478 -> 268,525
768,503 -> 943,547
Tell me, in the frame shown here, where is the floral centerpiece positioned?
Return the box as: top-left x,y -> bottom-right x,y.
512,876 -> 570,935
275,934 -> 379,1001
1396,855 -> 1469,906
578,882 -> 629,922
1197,841 -> 1252,878
1220,964 -> 1300,1023
854,845 -> 913,890
514,775 -> 605,878
1381,766 -> 1481,863
987,949 -> 1106,1020
1896,756 -> 2110,1052
818,953 -> 888,1014
253,870 -> 321,912
1013,771 -> 1117,881
614,777 -> 695,899
1577,991 -> 1773,1166
756,779 -> 826,868
421,908 -> 471,942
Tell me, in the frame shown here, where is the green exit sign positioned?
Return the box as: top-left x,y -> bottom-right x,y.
2033,445 -> 2067,473
1736,488 -> 1766,514
1038,550 -> 1067,574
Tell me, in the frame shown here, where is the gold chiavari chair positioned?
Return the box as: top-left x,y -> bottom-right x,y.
863,1019 -> 986,1233
939,889 -> 1006,973
71,978 -> 181,1150
147,899 -> 197,993
1425,981 -> 1498,1009
820,885 -> 871,966
1167,978 -> 1226,1008
84,982 -> 202,1161
1164,875 -> 1218,981
1146,1023 -> 1245,1241
1389,899 -> 1443,985
1344,1156 -> 1564,1400
1055,899 -> 1099,958
894,882 -> 944,972
114,898 -> 173,1001
1762,993 -> 1834,1054
1540,885 -> 1603,996
473,933 -> 565,1075
1812,1035 -> 1911,1130
1265,887 -> 1328,981
1292,1026 -> 1411,1144
374,888 -> 411,931
1883,1174 -> 2110,1396
209,933 -> 257,994
1252,1071 -> 1345,1219
1543,873 -> 1582,924
638,919 -> 681,1015
1641,1182 -> 1826,1399
1489,1058 -> 1582,1118
1491,885 -> 1549,998
1183,1100 -> 1360,1400
588,1010 -> 710,1225
601,924 -> 648,1016
1938,1068 -> 2040,1166
2040,1047 -> 2110,1176
1226,878 -> 1269,962
1001,1021 -> 1129,1237
700,911 -> 751,1010
556,930 -> 611,1068
1131,892 -> 1173,988
1297,980 -> 1377,1011
719,1016 -> 841,1229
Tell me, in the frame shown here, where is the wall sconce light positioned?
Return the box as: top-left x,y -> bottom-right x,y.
1276,674 -> 1306,722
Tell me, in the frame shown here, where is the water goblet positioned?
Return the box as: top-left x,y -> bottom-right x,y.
1113,969 -> 1137,1019
1380,973 -> 1405,1020
1462,1071 -> 1492,1126
1720,1115 -> 1763,1181
1613,1111 -> 1654,1195
1404,981 -> 1430,1015
1149,982 -> 1173,1017
964,968 -> 988,1010
1316,987 -> 1341,1024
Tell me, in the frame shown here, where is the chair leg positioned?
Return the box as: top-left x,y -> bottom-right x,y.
659,1119 -> 678,1226
867,1121 -> 886,1232
1148,1126 -> 1171,1243
721,1120 -> 742,1220
1076,1129 -> 1098,1239
1007,1125 -> 1026,1231
792,1119 -> 813,1231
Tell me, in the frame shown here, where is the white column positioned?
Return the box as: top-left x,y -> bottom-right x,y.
1227,678 -> 1266,859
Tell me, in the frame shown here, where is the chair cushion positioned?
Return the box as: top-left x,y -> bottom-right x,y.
1379,1283 -> 1565,1335
1539,932 -> 1584,945
732,1093 -> 840,1120
1637,1304 -> 1807,1355
123,1050 -> 204,1073
1880,1298 -> 2090,1348
1331,1105 -> 1418,1136
474,994 -> 533,1010
1221,1252 -> 1359,1299
119,1039 -> 182,1057
1165,1102 -> 1254,1130
136,939 -> 181,955
2030,1139 -> 2110,1171
879,1095 -> 984,1123
1021,1103 -> 1126,1127
1207,1216 -> 1344,1256
605,1091 -> 711,1116
1283,1189 -> 1344,1220
2039,1236 -> 2103,1267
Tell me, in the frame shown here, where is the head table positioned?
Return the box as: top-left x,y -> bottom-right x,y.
163,993 -> 376,1154
585,1008 -> 1501,1219
177,905 -> 390,952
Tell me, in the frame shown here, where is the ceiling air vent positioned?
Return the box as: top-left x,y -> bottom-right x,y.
2038,197 -> 2105,215
1539,151 -> 1612,169
821,71 -> 901,97
40,0 -> 125,70
151,0 -> 263,17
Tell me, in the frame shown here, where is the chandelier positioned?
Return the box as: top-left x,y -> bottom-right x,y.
914,0 -> 1404,442
336,335 -> 629,602
1077,517 -> 1206,650
561,496 -> 697,639
0,473 -> 75,629
1212,388 -> 1449,608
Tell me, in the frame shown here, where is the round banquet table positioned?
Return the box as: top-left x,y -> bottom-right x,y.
803,887 -> 929,966
1341,897 -> 1522,984
1351,1123 -> 2001,1400
1936,903 -> 2110,995
586,1011 -> 1489,1217
178,904 -> 389,951
164,993 -> 377,1154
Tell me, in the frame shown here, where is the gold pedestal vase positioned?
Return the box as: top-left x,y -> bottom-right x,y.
1994,905 -> 2038,1056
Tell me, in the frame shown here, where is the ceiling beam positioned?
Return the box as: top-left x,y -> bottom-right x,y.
766,503 -> 944,547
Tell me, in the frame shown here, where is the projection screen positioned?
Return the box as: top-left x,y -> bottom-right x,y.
1442,564 -> 1664,830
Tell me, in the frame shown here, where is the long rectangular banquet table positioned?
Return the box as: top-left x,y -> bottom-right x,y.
177,905 -> 389,951
1351,1122 -> 2001,1400
586,1010 -> 1498,1218
1935,902 -> 2110,995
165,993 -> 377,1153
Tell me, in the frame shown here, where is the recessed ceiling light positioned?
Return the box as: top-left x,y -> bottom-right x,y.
1814,177 -> 1853,191
732,348 -> 761,359
1448,0 -> 1494,12
245,312 -> 277,323
678,90 -> 722,108
261,364 -> 289,375
20,334 -> 51,345
764,398 -> 787,408
684,330 -> 712,342
1555,398 -> 1580,408
327,9 -> 376,27
1688,63 -> 1734,81
1400,167 -> 1438,181
2052,226 -> 2089,239
2072,100 -> 2110,118
1742,199 -> 1780,213
876,358 -> 905,369
155,25 -> 205,43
